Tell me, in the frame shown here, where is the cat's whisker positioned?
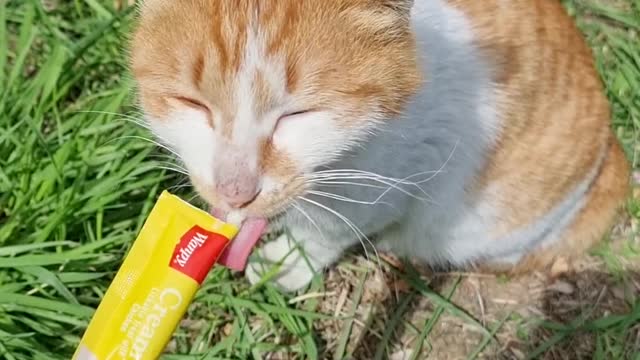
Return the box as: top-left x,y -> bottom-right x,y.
411,139 -> 459,186
312,181 -> 387,190
168,182 -> 194,192
297,196 -> 372,264
307,190 -> 394,207
306,172 -> 434,193
114,135 -> 181,158
298,196 -> 383,274
310,176 -> 434,203
168,175 -> 192,186
307,172 -> 437,192
292,201 -> 349,273
310,181 -> 416,210
306,174 -> 419,187
291,202 -> 328,244
311,168 -> 436,178
309,144 -> 458,187
115,117 -> 151,130
151,159 -> 188,173
309,169 -> 429,181
148,153 -> 183,164
156,166 -> 189,176
157,166 -> 188,175
75,110 -> 142,120
187,193 -> 202,204
304,141 -> 459,205
76,110 -> 151,130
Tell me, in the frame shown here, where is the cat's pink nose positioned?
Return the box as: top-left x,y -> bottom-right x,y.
215,173 -> 261,209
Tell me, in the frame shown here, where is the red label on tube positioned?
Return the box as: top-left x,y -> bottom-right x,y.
170,225 -> 231,284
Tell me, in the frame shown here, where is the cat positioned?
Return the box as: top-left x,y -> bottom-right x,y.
131,0 -> 630,292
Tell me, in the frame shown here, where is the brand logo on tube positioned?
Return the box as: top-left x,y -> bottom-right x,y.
170,225 -> 230,283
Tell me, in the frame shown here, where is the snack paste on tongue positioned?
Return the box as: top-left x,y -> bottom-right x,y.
73,191 -> 238,360
216,210 -> 267,272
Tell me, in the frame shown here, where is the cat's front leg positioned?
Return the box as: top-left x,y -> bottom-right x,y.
245,224 -> 350,293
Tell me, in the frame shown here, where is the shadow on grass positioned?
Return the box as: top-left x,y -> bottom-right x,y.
320,257 -> 639,359
318,258 -> 482,359
349,271 -> 454,359
514,270 -> 640,360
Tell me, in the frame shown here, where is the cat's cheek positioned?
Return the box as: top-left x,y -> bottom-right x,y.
261,176 -> 285,195
271,113 -> 345,171
148,109 -> 217,184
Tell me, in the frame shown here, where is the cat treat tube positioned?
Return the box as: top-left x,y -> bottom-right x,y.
73,191 -> 241,360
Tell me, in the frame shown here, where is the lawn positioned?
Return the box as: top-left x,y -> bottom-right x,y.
0,0 -> 639,359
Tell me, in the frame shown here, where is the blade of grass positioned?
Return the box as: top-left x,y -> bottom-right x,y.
197,293 -> 337,321
333,269 -> 367,360
17,266 -> 79,304
0,3 -> 35,111
409,276 -> 462,360
0,293 -> 94,318
0,241 -> 76,256
466,313 -> 511,360
400,263 -> 489,337
373,292 -> 415,360
0,253 -> 101,268
0,0 -> 7,84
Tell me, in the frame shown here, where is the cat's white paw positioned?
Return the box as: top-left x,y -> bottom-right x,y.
245,233 -> 317,293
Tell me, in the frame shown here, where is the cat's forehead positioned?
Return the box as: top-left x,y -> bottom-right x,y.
132,0 -> 419,120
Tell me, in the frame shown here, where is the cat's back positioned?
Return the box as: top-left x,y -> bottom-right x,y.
404,0 -> 629,269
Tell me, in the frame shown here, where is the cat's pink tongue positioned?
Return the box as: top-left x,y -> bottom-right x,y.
212,209 -> 267,271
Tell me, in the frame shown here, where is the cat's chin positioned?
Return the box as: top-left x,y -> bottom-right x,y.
211,208 -> 268,272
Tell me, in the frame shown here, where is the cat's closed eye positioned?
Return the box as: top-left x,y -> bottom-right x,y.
275,110 -> 314,133
172,96 -> 211,114
279,110 -> 312,121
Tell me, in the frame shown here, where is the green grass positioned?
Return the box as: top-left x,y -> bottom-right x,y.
0,0 -> 639,359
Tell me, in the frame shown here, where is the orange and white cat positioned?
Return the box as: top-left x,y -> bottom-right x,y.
131,0 -> 629,292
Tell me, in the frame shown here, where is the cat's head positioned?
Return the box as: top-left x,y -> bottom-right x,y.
131,0 -> 421,219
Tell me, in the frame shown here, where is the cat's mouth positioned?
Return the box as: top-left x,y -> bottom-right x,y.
211,208 -> 267,271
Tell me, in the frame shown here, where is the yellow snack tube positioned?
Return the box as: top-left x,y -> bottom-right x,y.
73,191 -> 238,360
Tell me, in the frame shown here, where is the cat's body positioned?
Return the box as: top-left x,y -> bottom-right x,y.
132,0 -> 629,292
